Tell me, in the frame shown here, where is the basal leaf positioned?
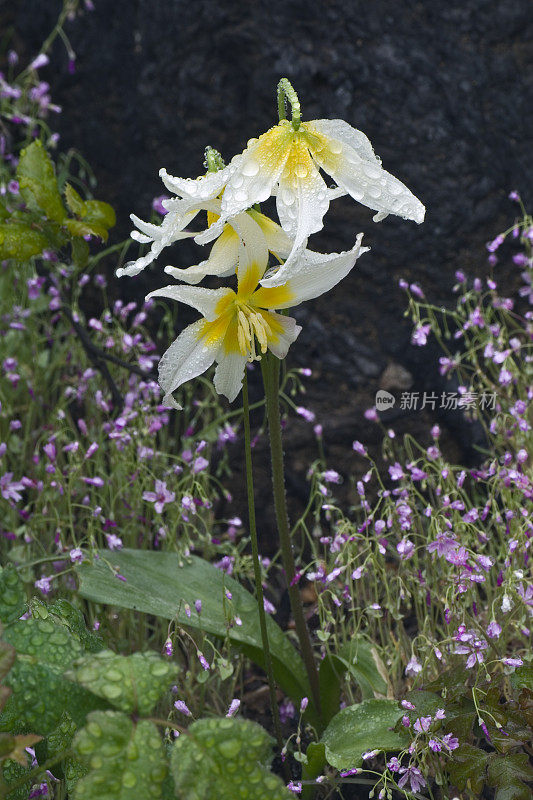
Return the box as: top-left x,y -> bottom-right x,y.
77,550 -> 311,714
0,567 -> 26,626
171,717 -> 291,800
65,184 -> 86,217
73,711 -> 168,800
65,218 -> 109,242
487,753 -> 533,800
17,140 -> 66,223
0,618 -> 106,735
321,699 -> 407,770
66,650 -> 178,715
0,222 -> 48,261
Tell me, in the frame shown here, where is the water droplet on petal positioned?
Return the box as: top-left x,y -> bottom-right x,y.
328,140 -> 342,155
242,159 -> 259,177
295,163 -> 308,178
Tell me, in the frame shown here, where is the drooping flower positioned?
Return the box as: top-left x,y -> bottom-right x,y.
118,193 -> 293,283
147,234 -> 367,408
172,113 -> 425,286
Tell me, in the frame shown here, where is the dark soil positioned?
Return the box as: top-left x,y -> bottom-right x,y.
4,0 -> 533,541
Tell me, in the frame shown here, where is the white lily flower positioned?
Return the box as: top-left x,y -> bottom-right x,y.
147,233 -> 368,408
175,113 -> 424,287
117,189 -> 294,284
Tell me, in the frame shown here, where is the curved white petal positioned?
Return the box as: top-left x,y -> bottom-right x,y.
130,230 -> 153,244
249,209 -> 293,259
260,233 -> 369,294
165,226 -> 239,285
309,119 -> 380,165
158,319 -> 222,406
213,351 -> 248,402
159,164 -> 234,200
146,285 -> 234,321
308,123 -> 425,224
220,124 -> 292,219
266,313 -> 301,359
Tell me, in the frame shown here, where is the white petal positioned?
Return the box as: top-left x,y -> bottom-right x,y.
146,285 -> 233,321
309,119 -> 380,165
158,320 -> 221,402
213,351 -> 248,402
165,226 -> 239,285
220,124 -> 292,219
308,123 -> 425,224
159,164 -> 233,200
260,233 -> 369,296
231,213 -> 269,287
248,209 -> 293,259
266,313 -> 301,359
130,230 -> 153,244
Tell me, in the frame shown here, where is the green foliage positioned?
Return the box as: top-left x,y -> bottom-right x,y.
449,746 -> 533,800
65,183 -> 116,241
171,717 -> 291,800
0,568 -> 25,628
320,699 -> 407,770
77,549 -> 311,712
66,650 -> 178,716
319,637 -> 389,724
72,711 -> 168,800
0,222 -> 49,261
17,140 -> 66,223
0,617 -> 105,735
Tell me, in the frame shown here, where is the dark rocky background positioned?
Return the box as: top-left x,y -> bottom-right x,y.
4,0 -> 533,521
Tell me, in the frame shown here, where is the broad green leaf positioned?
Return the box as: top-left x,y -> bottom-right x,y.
0,222 -> 48,261
73,711 -> 167,800
0,639 -> 15,714
448,744 -> 488,794
71,236 -> 90,268
65,184 -> 86,216
510,665 -> 533,692
0,567 -> 26,626
66,650 -> 178,715
77,550 -> 311,712
65,218 -> 109,242
171,717 -> 291,800
1,755 -> 32,800
302,742 -> 326,800
319,637 -> 390,724
0,618 -> 106,735
321,699 -> 407,770
45,599 -> 104,653
16,140 -> 65,222
83,200 -> 116,230
487,753 -> 533,800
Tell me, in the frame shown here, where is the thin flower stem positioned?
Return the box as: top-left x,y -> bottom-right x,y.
242,374 -> 285,753
262,353 -> 322,718
277,78 -> 301,131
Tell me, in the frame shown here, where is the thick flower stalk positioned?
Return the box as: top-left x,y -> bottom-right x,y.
146,229 -> 368,408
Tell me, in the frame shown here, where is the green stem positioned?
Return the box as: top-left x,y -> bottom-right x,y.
262,353 -> 321,717
242,374 -> 285,752
277,78 -> 302,131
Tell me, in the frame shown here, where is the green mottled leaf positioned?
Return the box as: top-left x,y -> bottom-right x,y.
66,650 -> 178,715
487,753 -> 533,800
0,567 -> 26,626
171,717 -> 291,800
73,711 -> 167,800
77,550 -> 311,718
1,755 -> 32,800
0,618 -> 105,735
448,744 -> 488,794
0,222 -> 48,261
46,599 -> 103,653
321,699 -> 406,770
71,236 -> 89,268
17,140 -> 65,222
